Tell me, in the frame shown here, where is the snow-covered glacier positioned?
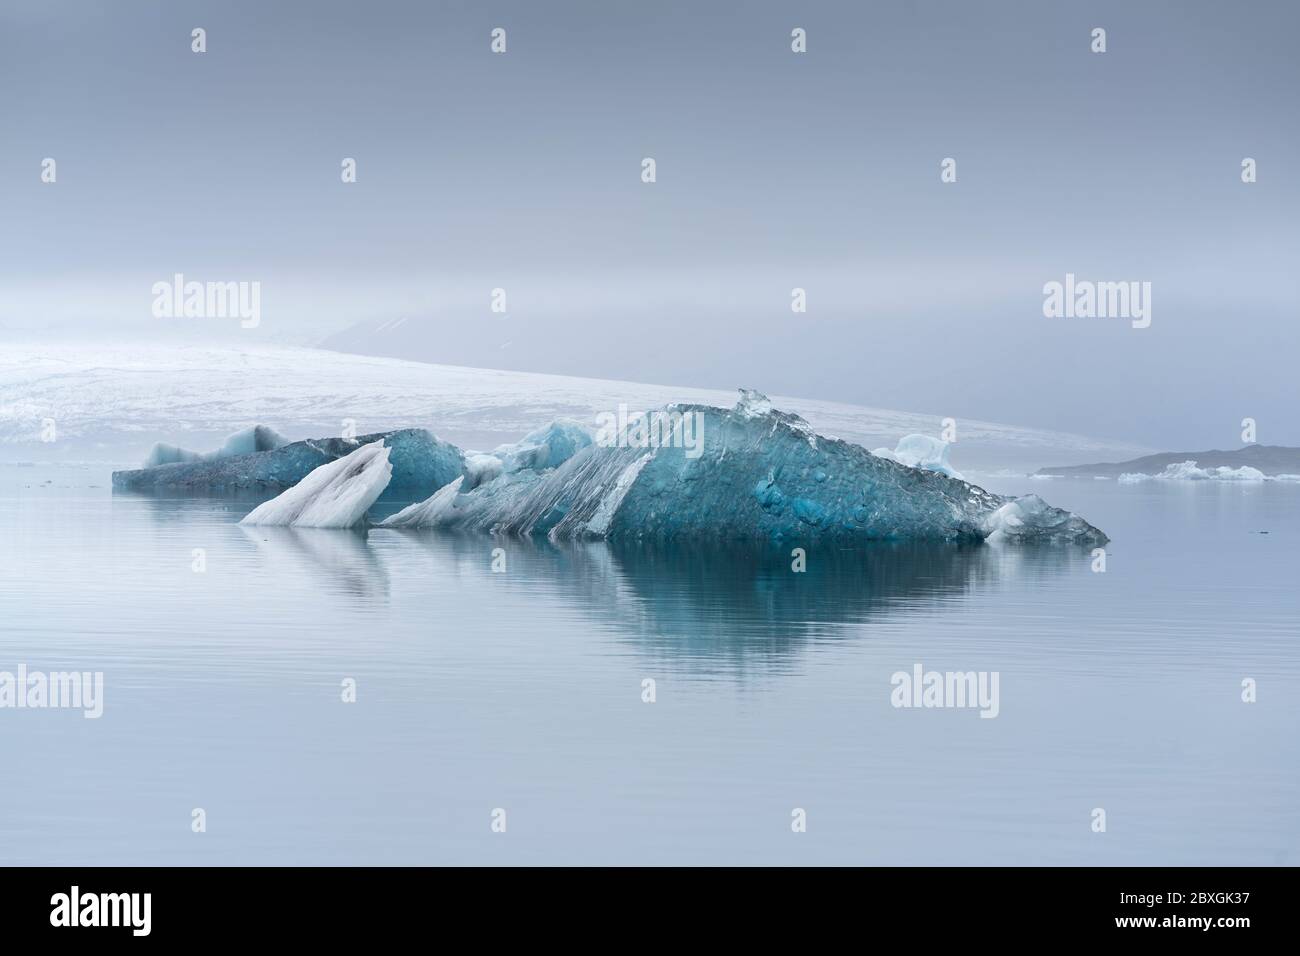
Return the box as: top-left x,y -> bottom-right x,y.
382,392 -> 1107,545
113,428 -> 464,498
2,344 -> 1152,474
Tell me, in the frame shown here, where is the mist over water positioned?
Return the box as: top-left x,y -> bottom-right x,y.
3,0 -> 1298,449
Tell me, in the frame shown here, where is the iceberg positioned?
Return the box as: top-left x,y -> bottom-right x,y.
114,428 -> 464,498
383,391 -> 1107,545
1118,460 -> 1269,483
463,454 -> 505,489
872,434 -> 964,480
241,440 -> 392,528
261,422 -> 591,531
735,387 -> 773,418
983,495 -> 1105,545
462,419 -> 594,489
488,419 -> 593,473
142,424 -> 287,468
212,424 -> 288,459
142,443 -> 204,468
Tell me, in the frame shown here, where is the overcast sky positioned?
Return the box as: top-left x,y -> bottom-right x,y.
2,0 -> 1296,449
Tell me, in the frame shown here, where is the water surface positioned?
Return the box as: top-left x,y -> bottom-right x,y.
0,471 -> 1296,864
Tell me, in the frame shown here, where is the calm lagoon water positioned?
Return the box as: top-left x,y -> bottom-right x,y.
0,470 -> 1296,865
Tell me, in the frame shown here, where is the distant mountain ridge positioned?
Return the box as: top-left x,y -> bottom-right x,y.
1037,445 -> 1300,477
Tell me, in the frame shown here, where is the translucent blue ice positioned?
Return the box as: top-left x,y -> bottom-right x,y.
142,424 -> 287,468
489,419 -> 593,473
383,393 -> 1108,545
114,428 -> 464,499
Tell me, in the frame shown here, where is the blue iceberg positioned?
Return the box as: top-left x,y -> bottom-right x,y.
113,428 -> 464,499
142,424 -> 288,468
487,419 -> 593,474
463,419 -> 593,489
382,392 -> 1107,545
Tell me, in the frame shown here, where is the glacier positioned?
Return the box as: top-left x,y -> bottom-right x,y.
114,428 -> 464,498
382,392 -> 1107,545
241,440 -> 392,528
3,344 -> 1153,475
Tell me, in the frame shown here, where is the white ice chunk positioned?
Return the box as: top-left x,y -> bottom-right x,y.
735,388 -> 773,418
984,494 -> 1096,544
463,453 -> 505,489
1119,460 -> 1268,483
382,475 -> 466,528
240,440 -> 392,528
874,434 -> 964,480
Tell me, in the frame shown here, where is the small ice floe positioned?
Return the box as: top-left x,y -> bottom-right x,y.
1118,460 -> 1268,483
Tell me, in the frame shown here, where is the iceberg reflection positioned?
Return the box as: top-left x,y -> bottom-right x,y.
418,535 -> 1082,668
